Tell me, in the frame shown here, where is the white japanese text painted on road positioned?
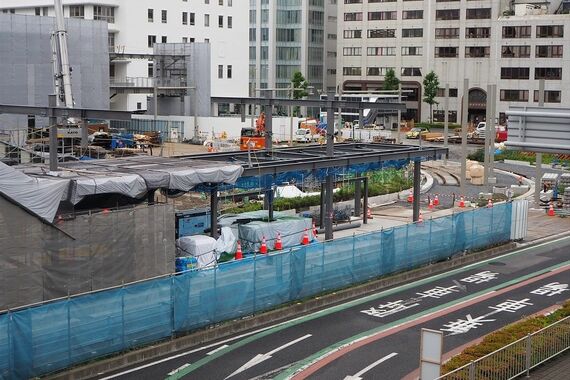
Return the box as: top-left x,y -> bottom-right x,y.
530,282 -> 569,297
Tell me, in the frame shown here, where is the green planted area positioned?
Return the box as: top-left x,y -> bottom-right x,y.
468,148 -> 570,167
222,169 -> 412,214
442,300 -> 570,375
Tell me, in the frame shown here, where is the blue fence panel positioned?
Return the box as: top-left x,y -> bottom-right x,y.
173,268 -> 217,332
292,244 -> 323,299
214,260 -> 256,322
123,278 -> 173,348
69,289 -> 123,364
0,314 -> 10,380
353,231 -> 382,282
322,237 -> 357,292
12,301 -> 69,378
253,253 -> 294,312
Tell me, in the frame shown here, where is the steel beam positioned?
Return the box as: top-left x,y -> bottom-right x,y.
0,104 -> 132,121
211,96 -> 406,111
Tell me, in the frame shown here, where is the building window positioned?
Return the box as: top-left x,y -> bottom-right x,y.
344,12 -> 363,21
436,9 -> 460,21
433,110 -> 458,123
343,67 -> 362,76
402,28 -> 423,38
536,25 -> 564,38
218,65 -> 224,78
161,36 -> 167,43
219,0 -> 223,5
435,28 -> 459,39
533,90 -> 561,103
367,47 -> 396,56
148,35 -> 156,48
182,12 -> 187,25
161,10 -> 167,23
534,67 -> 562,80
94,6 -> 115,23
465,27 -> 490,39
69,5 -> 84,19
108,33 -> 115,53
435,46 -> 458,58
465,46 -> 490,58
368,11 -> 397,21
219,15 -> 223,27
502,45 -> 530,58
500,89 -> 529,102
190,13 -> 195,25
536,45 -> 563,58
343,47 -> 362,56
137,102 -> 142,110
368,29 -> 396,38
401,67 -> 422,76
401,46 -> 422,56
182,37 -> 188,43
500,67 -> 530,80
148,9 -> 153,22
205,14 -> 210,27
343,30 -> 362,39
228,16 -> 232,28
402,10 -> 423,20
148,62 -> 154,77
502,26 -> 531,38
35,7 -> 41,16
436,88 -> 458,97
227,65 -> 232,79
466,8 -> 491,20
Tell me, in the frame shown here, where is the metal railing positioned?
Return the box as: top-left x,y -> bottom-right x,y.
437,316 -> 570,380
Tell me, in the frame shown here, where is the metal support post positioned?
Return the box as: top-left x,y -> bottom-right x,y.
535,79 -> 545,206
210,184 -> 219,239
358,109 -> 363,142
80,120 -> 88,154
266,187 -> 274,221
525,333 -> 532,377
412,160 -> 421,222
484,84 -> 492,185
354,178 -> 362,217
320,182 -> 325,228
325,174 -> 334,240
265,90 -> 273,151
48,94 -> 58,171
326,92 -> 335,157
460,79 -> 469,194
444,83 -> 449,164
363,177 -> 369,225
488,85 -> 497,184
397,83 -> 402,144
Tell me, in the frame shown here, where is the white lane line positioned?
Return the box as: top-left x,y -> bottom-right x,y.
225,334 -> 312,379
344,352 -> 398,380
167,363 -> 190,376
207,344 -> 229,355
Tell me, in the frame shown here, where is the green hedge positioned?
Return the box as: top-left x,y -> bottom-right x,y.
415,122 -> 462,131
468,148 -> 570,166
442,300 -> 570,375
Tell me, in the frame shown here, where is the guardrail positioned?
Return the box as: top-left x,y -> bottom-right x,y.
437,316 -> 570,380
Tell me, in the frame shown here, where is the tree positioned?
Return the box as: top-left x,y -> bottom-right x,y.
383,68 -> 400,91
423,71 -> 440,123
291,71 -> 309,117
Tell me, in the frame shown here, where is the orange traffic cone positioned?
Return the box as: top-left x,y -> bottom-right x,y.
407,190 -> 414,203
487,199 -> 493,208
275,233 -> 283,250
260,236 -> 268,254
367,207 -> 373,219
434,195 -> 440,206
312,222 -> 318,237
428,199 -> 434,210
459,196 -> 465,208
235,241 -> 243,260
548,204 -> 555,217
418,211 -> 424,224
302,228 -> 310,245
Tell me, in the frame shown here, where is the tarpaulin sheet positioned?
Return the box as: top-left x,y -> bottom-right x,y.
237,217 -> 315,253
0,203 -> 514,379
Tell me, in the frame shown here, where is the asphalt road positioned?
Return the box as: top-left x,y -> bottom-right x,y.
100,236 -> 570,380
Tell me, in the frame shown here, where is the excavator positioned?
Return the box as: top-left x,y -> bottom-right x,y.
239,112 -> 266,151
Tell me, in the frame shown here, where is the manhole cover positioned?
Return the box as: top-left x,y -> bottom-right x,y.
488,261 -> 507,266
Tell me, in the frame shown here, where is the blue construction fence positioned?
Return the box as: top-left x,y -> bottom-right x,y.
0,204 -> 512,379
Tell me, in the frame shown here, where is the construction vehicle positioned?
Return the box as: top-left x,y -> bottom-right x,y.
240,112 -> 266,151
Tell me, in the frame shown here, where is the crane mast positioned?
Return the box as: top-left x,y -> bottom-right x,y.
51,0 -> 74,108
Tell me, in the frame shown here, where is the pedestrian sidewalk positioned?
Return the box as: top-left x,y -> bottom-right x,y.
529,351 -> 570,379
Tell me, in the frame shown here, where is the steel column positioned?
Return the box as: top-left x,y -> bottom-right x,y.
412,160 -> 421,222
354,178 -> 362,217
326,92 -> 335,157
536,79 -> 545,206
265,90 -> 273,151
460,78 -> 469,195
488,84 -> 497,184
325,174 -> 334,240
320,182 -> 325,228
363,177 -> 369,225
444,83 -> 449,164
48,94 -> 58,171
210,184 -> 219,239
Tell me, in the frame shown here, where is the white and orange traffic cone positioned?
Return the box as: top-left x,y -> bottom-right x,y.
260,236 -> 268,254
548,204 -> 555,217
407,190 -> 414,203
312,222 -> 318,237
235,241 -> 243,260
275,233 -> 283,250
428,199 -> 434,210
302,228 -> 310,245
418,211 -> 424,224
367,207 -> 373,219
433,194 -> 440,206
487,199 -> 493,208
458,196 -> 465,208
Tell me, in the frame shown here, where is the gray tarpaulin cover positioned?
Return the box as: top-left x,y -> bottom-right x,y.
0,161 -> 69,222
176,235 -> 217,268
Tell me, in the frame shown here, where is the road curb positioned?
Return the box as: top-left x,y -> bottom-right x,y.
47,239 -> 562,380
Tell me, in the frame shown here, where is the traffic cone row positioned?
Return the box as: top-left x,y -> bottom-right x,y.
275,233 -> 283,250
235,241 -> 243,260
260,236 -> 268,254
548,204 -> 555,217
302,228 -> 310,245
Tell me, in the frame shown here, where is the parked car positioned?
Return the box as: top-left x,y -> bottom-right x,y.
294,128 -> 320,143
406,127 -> 429,139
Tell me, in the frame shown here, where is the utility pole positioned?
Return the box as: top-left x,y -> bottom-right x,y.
443,84 -> 449,164
460,79 -> 469,195
488,85 -> 496,184
397,83 -> 402,144
536,79 -> 545,206
325,92 -> 335,241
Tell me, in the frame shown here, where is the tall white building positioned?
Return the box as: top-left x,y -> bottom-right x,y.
1,0 -> 249,112
248,0 -> 337,101
337,0 -> 570,124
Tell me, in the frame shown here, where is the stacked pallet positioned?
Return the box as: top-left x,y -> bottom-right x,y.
560,173 -> 570,188
541,173 -> 559,190
564,187 -> 570,210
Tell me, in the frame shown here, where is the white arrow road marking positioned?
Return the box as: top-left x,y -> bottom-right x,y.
343,352 -> 398,380
452,280 -> 467,292
225,334 -> 312,379
168,363 -> 190,376
207,344 -> 229,355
